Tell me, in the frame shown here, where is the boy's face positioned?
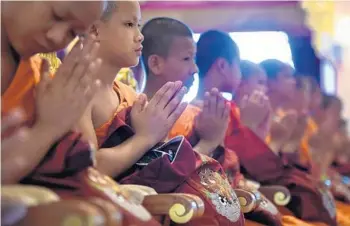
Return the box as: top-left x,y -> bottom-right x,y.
270,66 -> 296,98
240,67 -> 267,95
223,59 -> 242,94
98,1 -> 143,68
158,36 -> 198,88
5,1 -> 103,58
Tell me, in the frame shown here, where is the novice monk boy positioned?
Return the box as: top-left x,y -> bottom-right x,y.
1,0 -> 104,184
73,5 -> 245,226
1,1 -> 165,225
168,30 -> 337,226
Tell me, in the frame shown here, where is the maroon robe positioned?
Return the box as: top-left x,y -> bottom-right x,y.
224,102 -> 337,226
97,107 -> 246,226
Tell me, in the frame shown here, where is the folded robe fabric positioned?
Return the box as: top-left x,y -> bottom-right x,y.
93,84 -> 246,226
169,101 -> 337,226
1,56 -> 161,226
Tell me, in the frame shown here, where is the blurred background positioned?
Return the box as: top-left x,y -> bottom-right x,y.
138,1 -> 350,129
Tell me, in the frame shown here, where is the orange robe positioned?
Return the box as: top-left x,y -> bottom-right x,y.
1,56 -> 161,226
93,83 -> 246,226
169,103 -> 328,226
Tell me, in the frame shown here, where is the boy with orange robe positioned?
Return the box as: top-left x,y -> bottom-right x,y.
1,2 -> 164,225
75,7 -> 246,226
169,30 -> 335,226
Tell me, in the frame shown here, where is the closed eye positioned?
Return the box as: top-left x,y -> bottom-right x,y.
125,22 -> 135,28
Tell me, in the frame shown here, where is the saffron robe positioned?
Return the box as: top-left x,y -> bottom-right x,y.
170,101 -> 337,226
93,83 -> 246,226
1,56 -> 160,226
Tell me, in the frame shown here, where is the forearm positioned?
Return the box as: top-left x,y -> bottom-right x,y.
1,124 -> 59,184
96,135 -> 153,178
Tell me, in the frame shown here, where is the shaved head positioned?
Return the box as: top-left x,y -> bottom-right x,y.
2,1 -> 104,57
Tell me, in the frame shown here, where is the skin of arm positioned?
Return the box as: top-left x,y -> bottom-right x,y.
192,139 -> 218,157
95,134 -> 154,178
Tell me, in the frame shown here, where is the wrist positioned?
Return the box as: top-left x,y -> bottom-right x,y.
30,122 -> 61,143
133,133 -> 156,151
195,139 -> 218,155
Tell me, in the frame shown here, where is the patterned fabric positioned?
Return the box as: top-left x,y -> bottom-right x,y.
116,68 -> 138,91
168,103 -> 285,225
96,93 -> 245,225
37,53 -> 62,74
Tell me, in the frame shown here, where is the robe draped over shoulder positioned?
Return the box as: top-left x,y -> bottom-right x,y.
169,104 -> 318,226
95,91 -> 245,226
1,56 -> 161,225
224,102 -> 337,225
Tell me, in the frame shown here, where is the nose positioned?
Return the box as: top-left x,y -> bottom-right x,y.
46,24 -> 72,49
136,29 -> 144,43
192,62 -> 199,75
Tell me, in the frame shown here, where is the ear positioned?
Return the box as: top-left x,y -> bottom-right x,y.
215,58 -> 229,75
147,54 -> 164,76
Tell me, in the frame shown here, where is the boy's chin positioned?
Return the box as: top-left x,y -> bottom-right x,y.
124,58 -> 140,68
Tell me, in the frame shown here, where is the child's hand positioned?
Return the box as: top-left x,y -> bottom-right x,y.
269,110 -> 298,147
286,114 -> 308,146
35,35 -> 102,139
195,88 -> 230,153
238,89 -> 271,133
131,81 -> 187,148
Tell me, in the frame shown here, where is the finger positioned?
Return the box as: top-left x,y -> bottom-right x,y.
73,59 -> 102,103
208,89 -> 218,115
168,102 -> 188,125
69,40 -> 100,91
74,57 -> 102,96
157,82 -> 181,110
217,94 -> 226,118
132,93 -> 147,113
164,86 -> 187,117
210,88 -> 220,114
37,59 -> 51,94
148,82 -> 173,108
203,92 -> 210,115
54,38 -> 84,84
223,102 -> 231,119
1,109 -> 25,132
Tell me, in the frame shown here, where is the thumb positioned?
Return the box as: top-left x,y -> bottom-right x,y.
37,59 -> 51,94
133,93 -> 147,113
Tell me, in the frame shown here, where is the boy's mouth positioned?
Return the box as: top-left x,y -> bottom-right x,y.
135,46 -> 143,56
135,46 -> 143,52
